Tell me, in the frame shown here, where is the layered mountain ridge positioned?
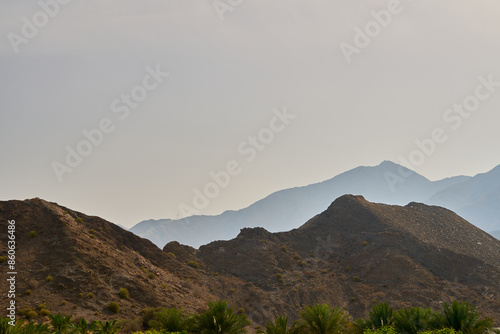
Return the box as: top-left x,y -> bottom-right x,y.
131,161 -> 500,248
1,196 -> 499,327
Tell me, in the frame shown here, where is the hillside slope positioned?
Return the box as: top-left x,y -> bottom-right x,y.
1,197 -> 499,327
197,195 -> 500,323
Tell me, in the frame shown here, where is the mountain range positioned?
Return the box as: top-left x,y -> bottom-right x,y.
1,196 -> 499,327
130,161 -> 500,248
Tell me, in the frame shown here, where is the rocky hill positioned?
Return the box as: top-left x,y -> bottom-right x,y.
1,196 -> 500,328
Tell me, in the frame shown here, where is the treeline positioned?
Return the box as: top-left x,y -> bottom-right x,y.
1,300 -> 499,334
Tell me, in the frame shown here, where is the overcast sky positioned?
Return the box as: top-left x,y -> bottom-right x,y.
1,0 -> 500,228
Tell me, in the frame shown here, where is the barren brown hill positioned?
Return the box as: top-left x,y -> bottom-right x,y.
0,198 -> 269,327
198,195 -> 500,324
1,195 -> 499,329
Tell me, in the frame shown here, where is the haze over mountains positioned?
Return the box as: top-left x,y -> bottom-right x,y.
130,161 -> 500,248
1,196 -> 499,326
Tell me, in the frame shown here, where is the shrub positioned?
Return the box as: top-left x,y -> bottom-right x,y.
167,252 -> 177,258
293,253 -> 301,260
119,288 -> 130,299
148,273 -> 156,280
89,229 -> 96,234
29,230 -> 38,238
353,276 -> 361,282
27,310 -> 39,319
25,289 -> 32,296
40,309 -> 50,316
187,261 -> 200,269
88,292 -> 94,298
281,246 -> 289,253
0,256 -> 7,263
46,275 -> 53,282
76,217 -> 84,224
363,241 -> 369,246
108,302 -> 120,313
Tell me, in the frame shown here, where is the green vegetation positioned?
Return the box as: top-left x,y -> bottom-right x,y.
1,300 -> 497,334
0,256 -> 7,263
259,315 -> 301,334
190,300 -> 250,334
299,304 -> 349,334
352,301 -> 495,334
48,314 -> 73,334
45,275 -> 53,282
119,288 -> 130,299
149,308 -> 186,332
29,230 -> 38,238
108,302 -> 120,313
76,217 -> 84,224
187,261 -> 200,269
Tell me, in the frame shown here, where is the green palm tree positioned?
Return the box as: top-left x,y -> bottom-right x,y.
21,321 -> 51,334
72,318 -> 97,334
94,321 -> 120,334
260,316 -> 301,334
438,300 -> 493,334
369,303 -> 393,329
0,318 -> 24,334
49,314 -> 73,334
392,307 -> 432,334
190,300 -> 251,334
298,304 -> 349,334
150,308 -> 186,332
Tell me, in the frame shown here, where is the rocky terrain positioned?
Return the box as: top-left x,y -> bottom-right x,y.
1,196 -> 499,328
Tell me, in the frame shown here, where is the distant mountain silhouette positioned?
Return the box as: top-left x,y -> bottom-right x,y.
130,161 -> 473,248
425,164 -> 500,233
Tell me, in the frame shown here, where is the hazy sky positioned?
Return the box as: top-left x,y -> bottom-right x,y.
1,0 -> 500,228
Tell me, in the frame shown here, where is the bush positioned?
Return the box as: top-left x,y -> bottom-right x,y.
46,275 -> 53,282
88,292 -> 94,298
0,256 -> 7,263
76,217 -> 84,223
167,252 -> 176,258
27,310 -> 39,319
150,308 -> 186,332
281,246 -> 289,253
148,273 -> 156,280
119,288 -> 130,299
353,276 -> 361,282
29,230 -> 38,238
108,302 -> 120,313
25,289 -> 32,296
187,261 -> 200,269
40,309 -> 50,316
